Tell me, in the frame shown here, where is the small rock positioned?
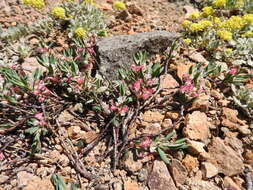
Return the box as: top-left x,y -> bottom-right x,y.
159,74 -> 179,95
148,160 -> 177,190
142,123 -> 161,135
238,125 -> 251,135
95,184 -> 109,190
67,125 -> 81,139
165,112 -> 179,121
57,110 -> 74,124
201,162 -> 218,178
59,154 -> 69,167
224,135 -> 243,158
176,63 -> 192,81
123,151 -> 143,173
99,3 -> 112,11
187,140 -> 206,155
223,176 -> 241,190
182,154 -> 199,172
0,175 -> 8,184
23,176 -> 54,190
113,181 -> 123,190
116,10 -> 132,21
208,137 -> 244,176
210,90 -> 223,99
138,168 -> 149,182
183,111 -> 211,144
188,51 -> 207,63
141,111 -> 164,127
190,94 -> 210,112
128,3 -> 143,16
186,178 -> 220,190
17,171 -> 40,188
49,150 -> 61,162
169,159 -> 188,186
161,119 -> 173,129
243,149 -> 253,164
124,180 -> 140,190
81,131 -> 99,144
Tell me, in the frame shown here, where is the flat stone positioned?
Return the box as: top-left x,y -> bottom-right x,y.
223,176 -> 241,190
96,31 -> 180,79
201,162 -> 218,179
208,137 -> 244,176
169,159 -> 188,186
17,171 -> 40,188
123,151 -> 143,173
187,140 -> 207,155
183,111 -> 211,144
182,154 -> 199,172
148,160 -> 177,190
159,74 -> 179,95
124,180 -> 140,190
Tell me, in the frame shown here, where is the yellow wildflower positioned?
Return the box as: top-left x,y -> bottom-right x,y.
189,12 -> 200,20
225,48 -> 233,54
30,0 -> 45,9
21,0 -> 31,5
241,31 -> 253,38
113,1 -> 126,10
216,30 -> 232,41
198,20 -> 212,28
75,27 -> 87,38
243,14 -> 253,26
64,0 -> 74,1
223,16 -> 245,31
212,16 -> 222,28
202,6 -> 213,17
51,7 -> 66,19
183,38 -> 192,45
212,0 -> 227,7
82,0 -> 94,5
182,20 -> 192,29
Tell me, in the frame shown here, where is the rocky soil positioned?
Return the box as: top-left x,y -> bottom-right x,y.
0,0 -> 253,190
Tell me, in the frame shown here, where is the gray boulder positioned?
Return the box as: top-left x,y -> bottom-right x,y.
95,31 -> 180,79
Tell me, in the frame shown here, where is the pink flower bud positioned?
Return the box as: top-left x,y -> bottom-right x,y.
130,79 -> 142,92
119,105 -> 129,116
141,88 -> 153,100
110,105 -> 118,111
140,137 -> 152,149
228,68 -> 237,75
35,113 -> 44,120
77,48 -> 84,53
74,55 -> 81,61
87,47 -> 95,55
131,64 -> 145,72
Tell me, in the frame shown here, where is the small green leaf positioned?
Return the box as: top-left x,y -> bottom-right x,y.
51,174 -> 67,190
157,147 -> 170,164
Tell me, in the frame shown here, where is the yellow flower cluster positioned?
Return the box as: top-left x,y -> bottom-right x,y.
216,30 -> 232,41
113,1 -> 126,10
189,20 -> 212,32
202,6 -> 213,17
21,0 -> 45,9
182,20 -> 192,29
212,0 -> 227,8
243,14 -> 253,26
235,0 -> 244,8
221,16 -> 245,31
75,27 -> 87,38
241,31 -> 253,38
82,0 -> 94,5
189,12 -> 200,20
183,38 -> 192,45
225,48 -> 233,54
51,7 -> 66,19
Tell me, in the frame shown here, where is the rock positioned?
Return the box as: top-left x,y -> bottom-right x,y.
223,176 -> 241,190
201,162 -> 218,179
183,111 -> 211,144
95,184 -> 110,190
128,3 -> 143,16
96,31 -> 180,79
141,111 -> 164,128
0,175 -> 8,184
159,74 -> 179,95
165,112 -> 179,121
243,149 -> 253,164
124,180 -> 140,190
22,57 -> 46,81
188,51 -> 207,63
169,159 -> 188,186
67,125 -> 81,139
148,160 -> 177,190
186,178 -> 220,190
183,5 -> 199,18
221,107 -> 247,131
123,151 -> 143,173
137,168 -> 149,182
23,176 -> 54,190
59,154 -> 69,167
182,154 -> 199,172
208,137 -> 244,176
187,140 -> 207,155
57,110 -> 74,124
17,171 -> 40,188
49,150 -> 61,162
116,10 -> 132,21
210,90 -> 223,99
224,135 -> 243,158
113,182 -> 123,190
190,94 -> 210,112
81,131 -> 99,144
176,63 -> 192,81
142,123 -> 161,135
